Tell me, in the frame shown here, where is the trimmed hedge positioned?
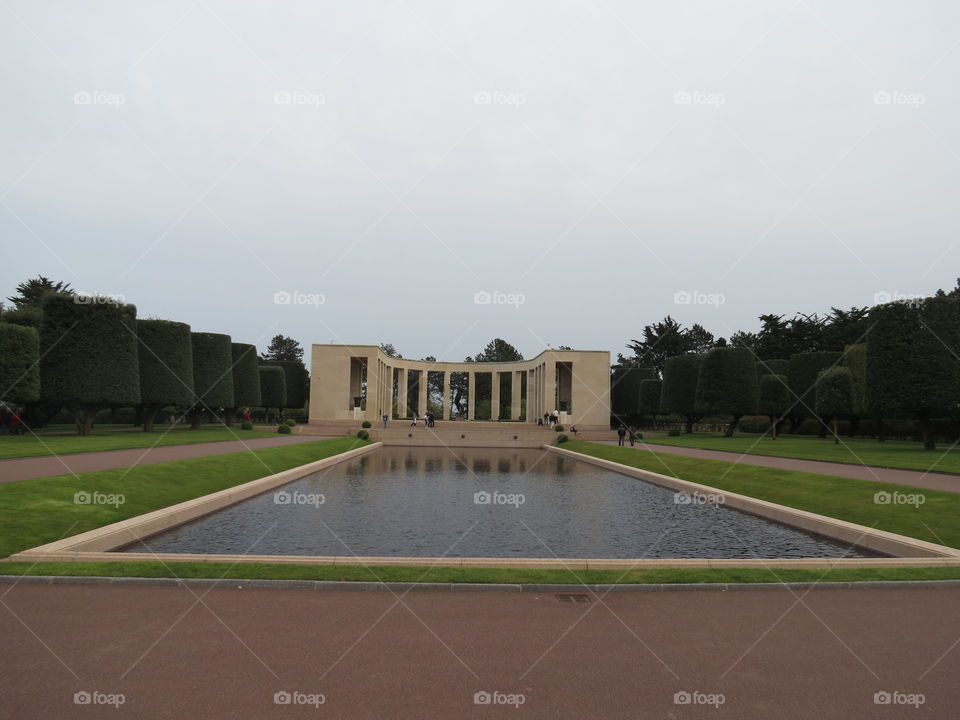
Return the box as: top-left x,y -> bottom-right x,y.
638,378 -> 662,415
867,297 -> 960,449
659,354 -> 702,433
190,332 -> 234,427
231,343 -> 262,409
788,351 -> 842,420
271,360 -> 308,409
137,319 -> 194,431
357,429 -> 369,440
277,423 -> 291,434
259,365 -> 287,411
756,358 -> 789,377
758,374 -> 790,437
611,366 -> 655,416
842,343 -> 867,417
0,323 -> 40,403
39,294 -> 140,434
695,347 -> 758,436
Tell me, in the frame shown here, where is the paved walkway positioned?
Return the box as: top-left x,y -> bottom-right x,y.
595,440 -> 960,493
0,436 -> 325,483
0,582 -> 956,718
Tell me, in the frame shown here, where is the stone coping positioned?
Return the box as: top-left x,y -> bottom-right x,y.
2,575 -> 960,592
546,445 -> 960,561
10,442 -> 960,570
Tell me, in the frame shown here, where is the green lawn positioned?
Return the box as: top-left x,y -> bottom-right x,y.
642,432 -> 960,475
0,437 -> 367,559
0,426 -> 280,460
562,440 -> 960,549
2,561 -> 959,585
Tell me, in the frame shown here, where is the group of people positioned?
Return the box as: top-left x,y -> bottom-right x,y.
537,410 -> 561,428
0,407 -> 25,435
410,412 -> 436,427
616,423 -> 638,446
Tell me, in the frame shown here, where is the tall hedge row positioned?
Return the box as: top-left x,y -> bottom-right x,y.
137,319 -> 194,431
659,354 -> 703,433
231,343 -> 262,411
272,359 -> 307,409
695,347 -> 758,436
0,323 -> 40,404
637,379 -> 662,415
190,332 -> 234,427
787,351 -> 842,434
259,365 -> 287,411
866,297 -> 960,449
39,294 -> 140,434
758,373 -> 790,438
611,366 -> 655,416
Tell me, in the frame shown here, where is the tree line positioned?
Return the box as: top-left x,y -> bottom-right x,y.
0,277 -> 308,435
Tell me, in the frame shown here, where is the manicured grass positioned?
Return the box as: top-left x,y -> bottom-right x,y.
0,437 -> 367,558
1,561 -> 959,585
562,441 -> 960,549
0,426 -> 280,460
642,432 -> 960,475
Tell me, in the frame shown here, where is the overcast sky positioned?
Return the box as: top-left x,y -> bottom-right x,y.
2,0 -> 958,362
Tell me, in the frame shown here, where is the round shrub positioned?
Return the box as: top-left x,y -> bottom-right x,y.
668,427 -> 681,437
361,420 -> 372,428
0,323 -> 40,403
230,342 -> 262,409
285,418 -> 296,427
258,365 -> 287,412
357,429 -> 370,440
556,434 -> 569,444
277,423 -> 291,434
554,424 -> 564,432
240,420 -> 253,430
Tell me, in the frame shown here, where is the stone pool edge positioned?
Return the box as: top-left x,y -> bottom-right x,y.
9,442 -> 960,570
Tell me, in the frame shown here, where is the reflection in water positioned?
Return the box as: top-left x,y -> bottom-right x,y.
126,447 -> 882,559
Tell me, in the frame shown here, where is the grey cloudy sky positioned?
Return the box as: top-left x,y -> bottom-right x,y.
2,0 -> 959,361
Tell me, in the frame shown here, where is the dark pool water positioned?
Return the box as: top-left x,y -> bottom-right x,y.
122,447 -> 881,559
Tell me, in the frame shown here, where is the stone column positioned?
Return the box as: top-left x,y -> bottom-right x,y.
525,369 -> 535,423
490,371 -> 500,421
544,360 -> 557,417
418,369 -> 428,418
397,367 -> 407,418
512,370 -> 522,420
467,371 -> 475,420
442,371 -> 451,420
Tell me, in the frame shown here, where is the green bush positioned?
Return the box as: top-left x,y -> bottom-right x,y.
190,332 -> 234,415
258,365 -> 287,413
668,427 -> 681,436
357,429 -> 369,440
240,420 -> 254,430
788,351 -> 843,422
285,418 -> 296,427
0,323 -> 40,403
361,420 -> 372,428
277,423 -> 291,434
695,347 -> 758,436
39,294 -> 140,434
554,424 -> 564,432
272,360 -> 308,409
231,343 -> 262,410
660,354 -> 703,433
137,319 -> 194,431
638,379 -> 662,415
556,433 -> 569,444
611,366 -> 655,415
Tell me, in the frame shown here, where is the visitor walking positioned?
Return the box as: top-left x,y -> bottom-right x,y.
617,423 -> 627,446
628,426 -> 636,447
552,409 -> 560,427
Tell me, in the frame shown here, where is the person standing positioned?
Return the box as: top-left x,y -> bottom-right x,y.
617,423 -> 627,446
628,426 -> 636,447
382,412 -> 388,428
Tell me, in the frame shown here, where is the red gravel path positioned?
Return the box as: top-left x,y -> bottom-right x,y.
0,436 -> 325,483
0,583 -> 956,718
